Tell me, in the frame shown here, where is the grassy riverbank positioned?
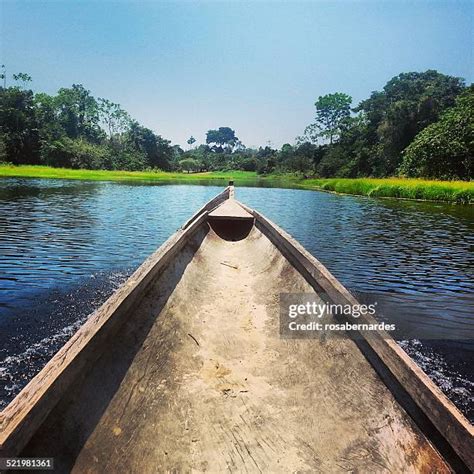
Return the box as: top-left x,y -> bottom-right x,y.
299,177 -> 474,204
0,165 -> 472,204
0,165 -> 260,183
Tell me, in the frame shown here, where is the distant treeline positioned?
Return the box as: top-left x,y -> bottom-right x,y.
0,69 -> 472,179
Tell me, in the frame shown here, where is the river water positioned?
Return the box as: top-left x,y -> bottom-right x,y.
0,178 -> 472,421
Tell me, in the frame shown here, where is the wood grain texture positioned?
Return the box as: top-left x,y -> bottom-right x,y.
0,188 -> 230,457
1,187 -> 471,472
22,225 -> 449,473
238,201 -> 474,471
208,199 -> 254,220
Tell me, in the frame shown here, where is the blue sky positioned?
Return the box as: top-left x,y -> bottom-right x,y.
1,1 -> 472,148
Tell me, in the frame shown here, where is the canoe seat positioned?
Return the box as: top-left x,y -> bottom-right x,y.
208,200 -> 254,221
208,200 -> 254,241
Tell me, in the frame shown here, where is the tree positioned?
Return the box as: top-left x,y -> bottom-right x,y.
239,156 -> 257,171
41,136 -> 110,169
278,143 -> 294,170
295,141 -> 326,172
317,115 -> 374,177
233,140 -> 245,152
0,71 -> 178,172
179,158 -> 199,173
170,144 -> 184,169
55,84 -> 103,142
0,86 -> 40,164
0,132 -> 7,162
35,92 -> 69,165
98,98 -> 130,140
187,136 -> 196,148
206,127 -> 238,152
399,86 -> 473,179
301,123 -> 319,145
356,70 -> 465,175
125,121 -> 173,170
0,65 -> 6,88
307,93 -> 352,144
255,146 -> 277,174
12,72 -> 32,89
317,147 -> 348,177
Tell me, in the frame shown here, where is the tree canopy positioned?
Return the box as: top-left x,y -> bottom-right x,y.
0,69 -> 471,180
206,127 -> 238,152
0,75 -> 175,171
399,86 -> 473,179
355,70 -> 465,175
305,93 -> 352,144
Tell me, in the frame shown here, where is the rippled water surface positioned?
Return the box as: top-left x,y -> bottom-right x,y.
1,178 -> 473,420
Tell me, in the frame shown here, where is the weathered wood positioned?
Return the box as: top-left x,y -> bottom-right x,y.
1,187 -> 471,472
0,187 -> 230,456
238,201 -> 474,471
182,186 -> 231,229
19,219 -> 452,472
208,199 -> 254,220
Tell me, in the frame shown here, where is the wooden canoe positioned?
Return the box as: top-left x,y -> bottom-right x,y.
0,186 -> 472,473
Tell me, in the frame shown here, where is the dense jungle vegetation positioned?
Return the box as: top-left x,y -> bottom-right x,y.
0,68 -> 472,180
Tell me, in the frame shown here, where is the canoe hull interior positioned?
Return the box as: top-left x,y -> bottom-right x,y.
1,188 -> 472,472
20,221 -> 450,472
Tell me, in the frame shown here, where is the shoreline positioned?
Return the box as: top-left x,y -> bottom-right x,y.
0,165 -> 472,204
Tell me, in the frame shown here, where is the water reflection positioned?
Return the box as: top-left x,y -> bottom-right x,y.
0,178 -> 472,420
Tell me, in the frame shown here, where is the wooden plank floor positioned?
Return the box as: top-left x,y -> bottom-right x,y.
23,226 -> 449,473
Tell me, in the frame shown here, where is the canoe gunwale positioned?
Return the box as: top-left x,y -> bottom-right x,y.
1,185 -> 472,471
182,186 -> 231,229
0,187 -> 231,457
236,200 -> 473,471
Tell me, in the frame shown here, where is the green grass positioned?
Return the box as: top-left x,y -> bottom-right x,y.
299,177 -> 474,204
0,165 -> 472,204
0,165 -> 261,183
